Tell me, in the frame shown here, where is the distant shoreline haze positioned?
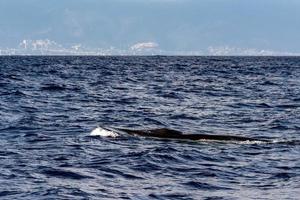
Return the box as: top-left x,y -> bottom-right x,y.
0,39 -> 299,56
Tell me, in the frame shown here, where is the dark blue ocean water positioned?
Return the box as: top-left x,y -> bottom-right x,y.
0,56 -> 300,199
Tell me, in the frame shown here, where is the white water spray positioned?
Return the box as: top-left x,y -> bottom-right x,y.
90,126 -> 119,138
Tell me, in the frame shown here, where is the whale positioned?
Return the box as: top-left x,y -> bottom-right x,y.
115,127 -> 266,142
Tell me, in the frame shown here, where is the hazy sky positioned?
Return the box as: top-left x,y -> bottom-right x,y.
0,0 -> 300,54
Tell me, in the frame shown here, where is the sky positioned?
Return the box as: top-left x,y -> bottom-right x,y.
0,0 -> 300,55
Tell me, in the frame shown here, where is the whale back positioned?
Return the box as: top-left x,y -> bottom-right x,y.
118,128 -> 183,138
116,127 -> 261,142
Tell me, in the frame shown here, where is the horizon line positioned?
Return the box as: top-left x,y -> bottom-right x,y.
1,54 -> 300,57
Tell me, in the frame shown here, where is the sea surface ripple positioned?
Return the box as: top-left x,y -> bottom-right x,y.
0,56 -> 300,199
